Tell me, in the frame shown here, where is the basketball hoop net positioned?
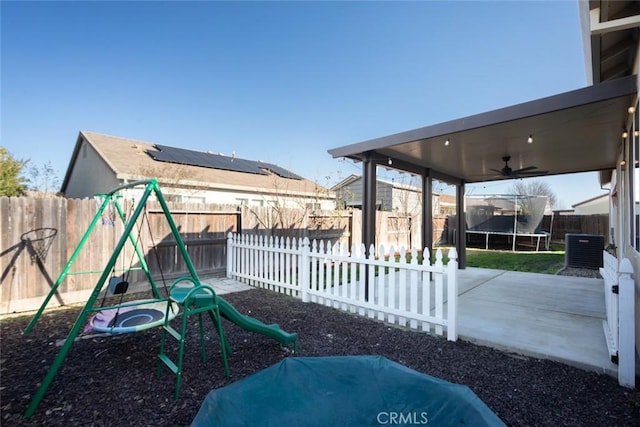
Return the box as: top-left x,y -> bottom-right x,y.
21,228 -> 57,264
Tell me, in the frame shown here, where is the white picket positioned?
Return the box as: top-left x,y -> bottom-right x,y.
388,245 -> 397,324
421,248 -> 431,332
434,249 -> 444,336
357,246 -> 366,316
319,240 -> 327,306
348,244 -> 358,313
377,245 -> 387,322
409,247 -> 419,329
397,247 -> 407,326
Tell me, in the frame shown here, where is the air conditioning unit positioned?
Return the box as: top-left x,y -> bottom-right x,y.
565,234 -> 604,269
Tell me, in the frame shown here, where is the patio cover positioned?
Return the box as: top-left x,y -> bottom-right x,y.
328,75 -> 637,185
191,355 -> 504,426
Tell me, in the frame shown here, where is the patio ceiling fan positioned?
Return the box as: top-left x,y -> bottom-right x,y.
490,156 -> 547,178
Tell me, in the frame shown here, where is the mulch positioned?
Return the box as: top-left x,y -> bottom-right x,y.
1,287 -> 639,426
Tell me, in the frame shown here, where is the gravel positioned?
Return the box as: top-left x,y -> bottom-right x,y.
556,267 -> 602,278
1,286 -> 639,426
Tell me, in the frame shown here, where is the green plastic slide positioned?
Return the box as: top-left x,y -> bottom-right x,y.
217,297 -> 298,352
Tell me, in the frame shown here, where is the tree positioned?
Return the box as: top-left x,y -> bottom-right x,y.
509,179 -> 557,209
0,147 -> 28,196
27,160 -> 61,193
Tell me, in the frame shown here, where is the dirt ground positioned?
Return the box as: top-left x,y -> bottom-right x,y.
1,286 -> 639,426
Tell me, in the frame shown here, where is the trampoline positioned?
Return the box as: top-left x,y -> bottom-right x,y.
192,355 -> 504,426
88,300 -> 179,334
466,194 -> 550,251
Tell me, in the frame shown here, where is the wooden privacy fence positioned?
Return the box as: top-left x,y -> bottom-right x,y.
227,233 -> 459,340
542,214 -> 609,242
0,197 -> 241,314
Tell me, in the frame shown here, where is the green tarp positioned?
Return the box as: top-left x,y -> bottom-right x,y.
192,356 -> 504,426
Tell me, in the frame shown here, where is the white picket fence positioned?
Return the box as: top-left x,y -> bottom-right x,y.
600,250 -> 619,360
226,233 -> 458,341
599,250 -> 636,388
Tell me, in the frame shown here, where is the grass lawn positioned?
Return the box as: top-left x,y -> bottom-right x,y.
434,245 -> 566,274
465,248 -> 566,274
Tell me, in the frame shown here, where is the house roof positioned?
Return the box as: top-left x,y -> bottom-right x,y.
330,174 -> 361,191
332,173 -> 455,198
571,193 -> 608,208
61,131 -> 331,198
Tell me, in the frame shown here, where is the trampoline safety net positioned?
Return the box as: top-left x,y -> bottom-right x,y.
465,194 -> 548,234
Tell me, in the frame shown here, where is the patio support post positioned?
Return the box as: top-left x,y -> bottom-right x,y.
618,258 -> 636,388
456,182 -> 466,268
422,172 -> 433,260
362,151 -> 378,301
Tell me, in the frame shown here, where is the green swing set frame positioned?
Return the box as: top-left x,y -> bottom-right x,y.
22,179 -> 229,418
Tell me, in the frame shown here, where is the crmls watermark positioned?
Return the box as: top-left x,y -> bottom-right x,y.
376,411 -> 429,425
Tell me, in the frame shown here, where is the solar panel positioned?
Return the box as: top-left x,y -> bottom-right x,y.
258,162 -> 304,180
146,144 -> 304,179
148,144 -> 265,175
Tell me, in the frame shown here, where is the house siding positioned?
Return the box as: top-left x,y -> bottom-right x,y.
573,195 -> 608,215
64,139 -> 119,199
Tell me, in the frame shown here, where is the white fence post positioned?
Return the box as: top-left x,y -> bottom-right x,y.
300,238 -> 310,303
226,232 -> 234,279
618,258 -> 636,388
446,248 -> 458,341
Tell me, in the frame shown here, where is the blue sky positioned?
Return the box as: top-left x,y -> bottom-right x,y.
2,1 -> 595,208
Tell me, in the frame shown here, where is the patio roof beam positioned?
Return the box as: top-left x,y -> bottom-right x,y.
367,151 -> 465,186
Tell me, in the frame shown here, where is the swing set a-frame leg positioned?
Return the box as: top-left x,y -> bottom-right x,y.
24,283 -> 104,418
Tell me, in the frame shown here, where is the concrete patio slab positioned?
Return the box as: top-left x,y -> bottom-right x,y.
200,275 -> 253,295
456,268 -> 617,377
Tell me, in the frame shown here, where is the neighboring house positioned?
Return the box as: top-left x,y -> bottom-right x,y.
60,131 -> 335,210
572,193 -> 609,215
332,174 -> 455,215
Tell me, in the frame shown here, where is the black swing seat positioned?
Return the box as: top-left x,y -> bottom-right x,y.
108,276 -> 129,295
